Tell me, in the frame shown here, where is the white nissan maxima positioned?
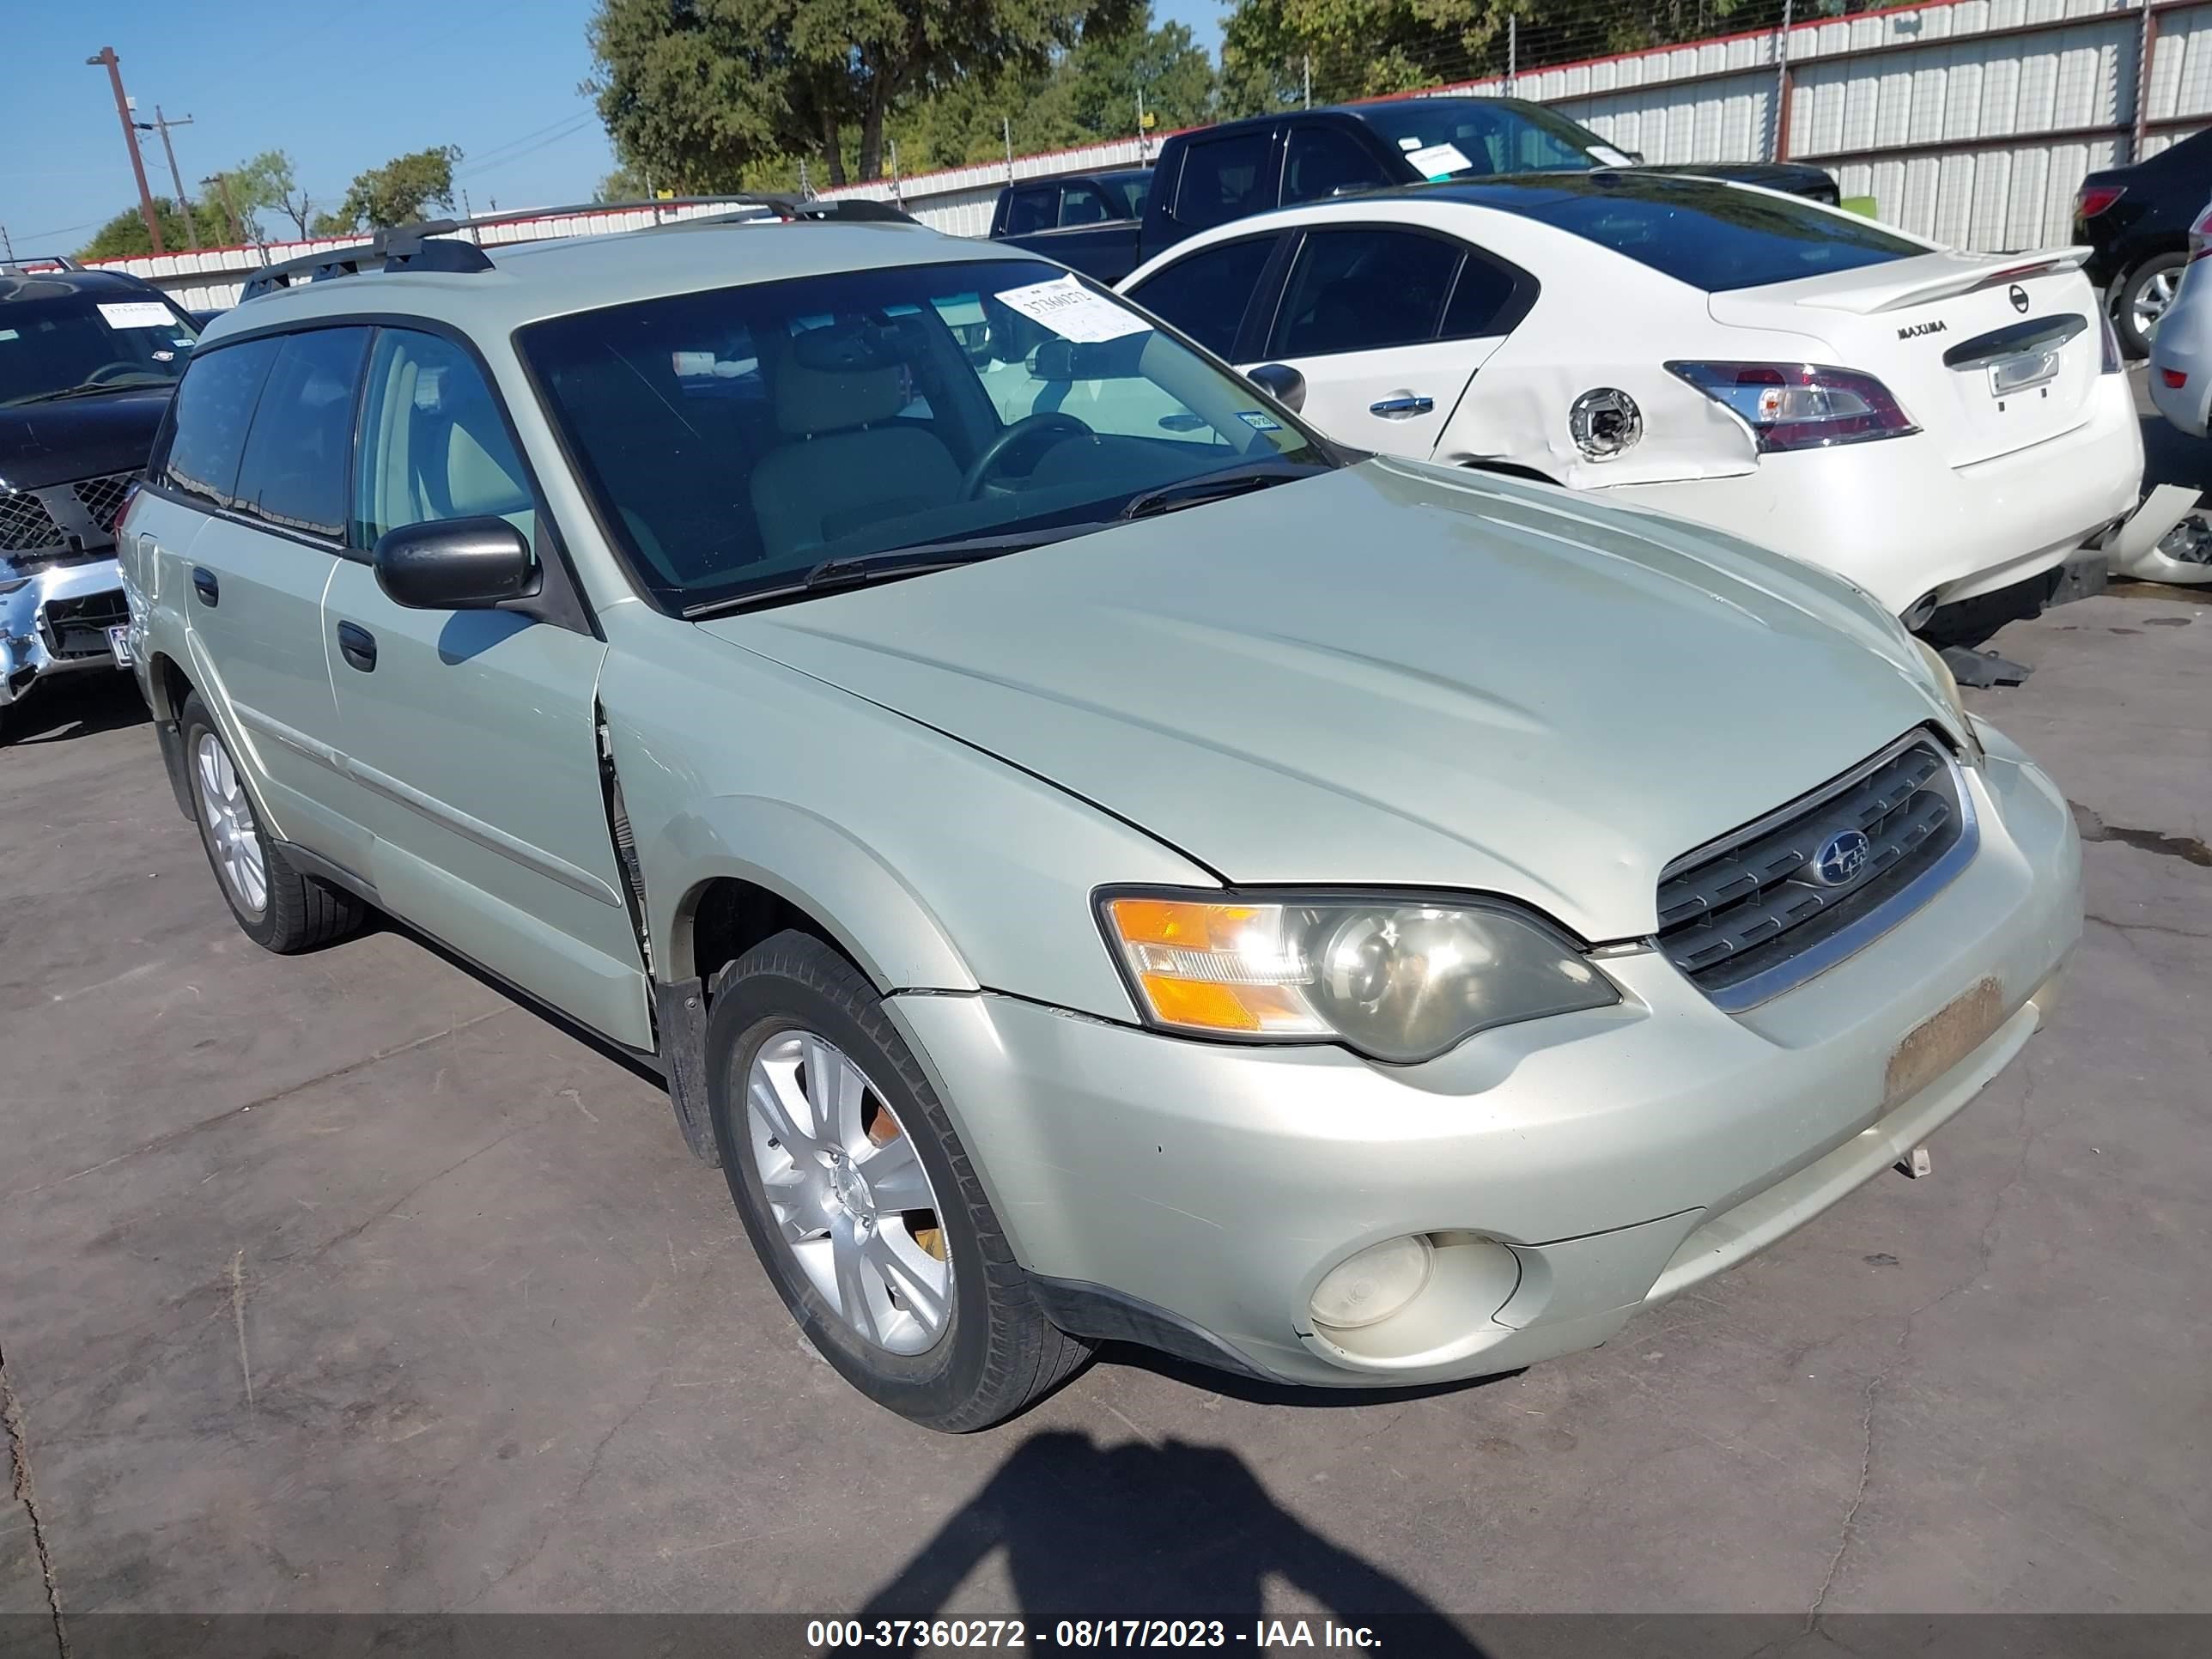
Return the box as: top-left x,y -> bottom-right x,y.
1119,173 -> 2162,626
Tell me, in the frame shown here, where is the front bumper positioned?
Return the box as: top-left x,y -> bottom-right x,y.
1601,374 -> 2144,617
891,726 -> 2081,1387
1,555 -> 130,709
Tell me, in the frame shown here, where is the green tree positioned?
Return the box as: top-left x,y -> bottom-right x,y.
587,0 -> 1135,188
76,198 -> 228,261
319,146 -> 464,232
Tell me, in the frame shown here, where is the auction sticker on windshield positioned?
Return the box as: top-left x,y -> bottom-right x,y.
96,301 -> 176,329
995,276 -> 1151,343
1406,143 -> 1473,178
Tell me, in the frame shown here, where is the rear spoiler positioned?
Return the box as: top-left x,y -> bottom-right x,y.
1790,247 -> 2093,315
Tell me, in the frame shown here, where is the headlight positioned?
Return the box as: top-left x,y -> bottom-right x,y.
1912,639 -> 1984,763
1098,890 -> 1619,1064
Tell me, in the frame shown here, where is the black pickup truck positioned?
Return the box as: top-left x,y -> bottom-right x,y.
989,99 -> 1838,284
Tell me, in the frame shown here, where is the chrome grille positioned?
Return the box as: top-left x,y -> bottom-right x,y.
70,469 -> 139,532
0,488 -> 64,553
1657,732 -> 1974,1010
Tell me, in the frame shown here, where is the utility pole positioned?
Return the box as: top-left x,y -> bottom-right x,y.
888,139 -> 901,208
0,224 -> 14,264
87,46 -> 165,255
1303,54 -> 1312,110
1135,85 -> 1147,160
137,106 -> 198,249
201,173 -> 240,246
1003,116 -> 1014,185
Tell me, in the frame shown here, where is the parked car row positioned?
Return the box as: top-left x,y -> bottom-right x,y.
108,207 -> 2082,1432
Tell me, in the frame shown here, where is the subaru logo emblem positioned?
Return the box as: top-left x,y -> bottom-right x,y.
2008,283 -> 2030,313
1813,829 -> 1872,886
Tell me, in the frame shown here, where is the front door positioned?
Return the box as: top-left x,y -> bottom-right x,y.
325,326 -> 650,1048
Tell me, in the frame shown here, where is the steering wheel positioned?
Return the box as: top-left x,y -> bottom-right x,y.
85,362 -> 149,386
959,410 -> 1095,501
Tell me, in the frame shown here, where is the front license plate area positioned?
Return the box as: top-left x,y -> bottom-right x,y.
1884,976 -> 2006,1110
106,623 -> 133,667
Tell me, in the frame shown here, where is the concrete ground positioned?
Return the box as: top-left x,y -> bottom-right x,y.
3,574 -> 2208,1629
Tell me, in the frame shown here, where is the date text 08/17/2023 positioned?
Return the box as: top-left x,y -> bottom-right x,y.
806,1618 -> 1386,1650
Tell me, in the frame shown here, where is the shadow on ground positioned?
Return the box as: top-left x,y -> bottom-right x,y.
0,677 -> 147,748
858,1430 -> 1486,1644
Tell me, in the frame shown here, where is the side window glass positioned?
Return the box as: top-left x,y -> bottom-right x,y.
1006,189 -> 1056,236
1125,236 -> 1278,359
1442,255 -> 1524,338
1271,228 -> 1462,356
354,330 -> 537,552
1059,183 -> 1114,227
161,337 -> 280,509
1174,132 -> 1273,230
234,327 -> 369,540
1281,127 -> 1389,205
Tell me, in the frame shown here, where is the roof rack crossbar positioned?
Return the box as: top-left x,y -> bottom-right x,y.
0,253 -> 85,275
237,220 -> 494,302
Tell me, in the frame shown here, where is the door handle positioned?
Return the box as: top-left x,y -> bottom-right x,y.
336,621 -> 378,673
191,566 -> 220,606
1369,395 -> 1435,418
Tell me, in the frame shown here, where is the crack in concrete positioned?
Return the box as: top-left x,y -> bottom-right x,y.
0,1339 -> 67,1659
2085,912 -> 2212,942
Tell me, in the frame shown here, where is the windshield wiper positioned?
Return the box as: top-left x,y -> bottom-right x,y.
1116,460 -> 1325,521
681,524 -> 1109,619
6,379 -> 169,406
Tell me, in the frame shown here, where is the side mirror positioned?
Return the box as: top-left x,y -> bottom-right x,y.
373,517 -> 535,611
1626,149 -> 1647,166
1245,362 -> 1306,413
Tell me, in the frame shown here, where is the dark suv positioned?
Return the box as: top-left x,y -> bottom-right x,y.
2076,129 -> 2212,356
1,258 -> 199,738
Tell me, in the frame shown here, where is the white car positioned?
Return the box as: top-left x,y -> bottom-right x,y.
1119,173 -> 2161,623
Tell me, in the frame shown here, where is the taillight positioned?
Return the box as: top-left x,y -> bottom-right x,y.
2161,368 -> 2188,389
1665,362 -> 1918,452
2100,307 -> 2125,374
2077,184 -> 2126,220
2189,201 -> 2212,262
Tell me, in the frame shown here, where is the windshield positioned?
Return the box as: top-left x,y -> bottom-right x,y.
0,288 -> 200,406
518,258 -> 1332,613
1354,97 -> 1624,179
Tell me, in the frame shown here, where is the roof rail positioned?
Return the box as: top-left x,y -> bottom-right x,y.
238,221 -> 495,303
0,253 -> 84,276
662,194 -> 918,228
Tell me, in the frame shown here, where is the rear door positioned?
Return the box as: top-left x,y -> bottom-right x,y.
1711,253 -> 2107,470
159,328 -> 373,867
1243,224 -> 1519,457
322,325 -> 650,1049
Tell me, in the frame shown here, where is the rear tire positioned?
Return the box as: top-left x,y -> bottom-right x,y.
179,691 -> 364,954
706,930 -> 1092,1431
2115,251 -> 2187,358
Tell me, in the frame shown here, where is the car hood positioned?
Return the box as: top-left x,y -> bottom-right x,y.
0,386 -> 171,491
702,460 -> 1946,941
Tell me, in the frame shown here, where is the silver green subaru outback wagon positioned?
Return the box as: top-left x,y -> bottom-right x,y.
120,215 -> 2081,1430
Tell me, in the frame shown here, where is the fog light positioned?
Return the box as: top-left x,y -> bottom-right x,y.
1310,1236 -> 1433,1330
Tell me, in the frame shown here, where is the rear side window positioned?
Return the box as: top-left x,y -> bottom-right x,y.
1442,254 -> 1524,337
1059,182 -> 1116,227
160,337 -> 279,509
1282,126 -> 1390,205
1271,228 -> 1462,356
234,327 -> 370,541
1176,131 -> 1274,230
1005,188 -> 1056,236
1127,235 -> 1279,358
1518,180 -> 1923,291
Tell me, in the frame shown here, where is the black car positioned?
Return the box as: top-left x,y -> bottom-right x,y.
2076,130 -> 2212,356
1,258 -> 199,739
988,100 -> 1839,285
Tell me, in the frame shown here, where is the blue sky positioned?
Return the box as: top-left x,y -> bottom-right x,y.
2,1 -> 1228,255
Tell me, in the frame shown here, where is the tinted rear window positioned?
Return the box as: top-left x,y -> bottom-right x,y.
1495,178 -> 1922,291
161,337 -> 279,508
234,327 -> 368,540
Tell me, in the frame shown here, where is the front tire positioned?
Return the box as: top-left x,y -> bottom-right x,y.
179,691 -> 363,953
706,931 -> 1091,1431
2116,251 -> 2187,358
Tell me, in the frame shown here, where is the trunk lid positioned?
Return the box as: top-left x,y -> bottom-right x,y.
1708,248 -> 2103,468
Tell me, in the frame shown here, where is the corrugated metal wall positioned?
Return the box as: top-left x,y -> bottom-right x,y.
82,0 -> 2212,307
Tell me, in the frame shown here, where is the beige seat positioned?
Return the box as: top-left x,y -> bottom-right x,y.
749,341 -> 961,560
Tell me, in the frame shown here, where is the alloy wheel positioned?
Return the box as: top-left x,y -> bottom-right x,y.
744,1029 -> 952,1355
2133,267 -> 2179,339
195,732 -> 267,917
